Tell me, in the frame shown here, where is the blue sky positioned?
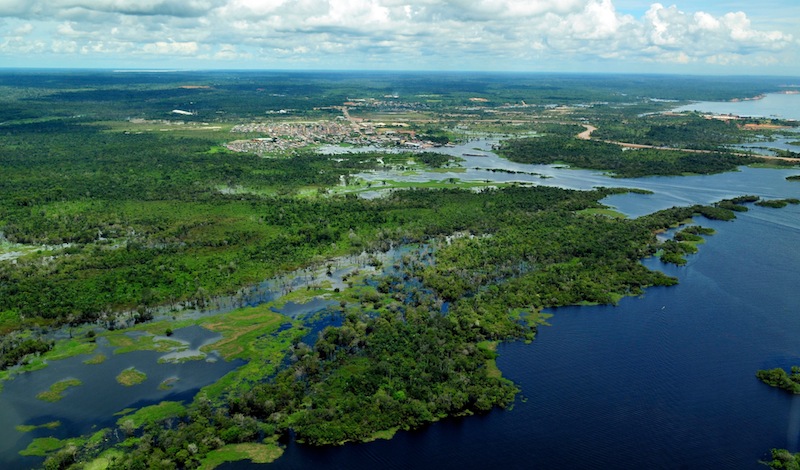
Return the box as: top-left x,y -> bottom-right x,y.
1,1 -> 798,75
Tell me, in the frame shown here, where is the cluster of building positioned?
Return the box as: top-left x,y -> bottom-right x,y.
225,119 -> 439,155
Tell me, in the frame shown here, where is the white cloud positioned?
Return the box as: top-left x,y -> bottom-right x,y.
12,22 -> 34,35
0,1 -> 796,73
141,40 -> 199,55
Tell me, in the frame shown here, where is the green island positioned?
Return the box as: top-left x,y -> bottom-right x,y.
498,133 -> 760,178
756,367 -> 800,394
36,378 -> 82,402
83,354 -> 107,365
755,198 -> 800,208
0,71 -> 798,469
757,367 -> 800,468
16,421 -> 61,433
765,448 -> 800,469
116,368 -> 147,387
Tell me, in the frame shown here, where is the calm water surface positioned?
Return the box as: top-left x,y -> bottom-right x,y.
0,327 -> 243,469
672,92 -> 800,120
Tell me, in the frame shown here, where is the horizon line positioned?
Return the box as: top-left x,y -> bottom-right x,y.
0,66 -> 799,79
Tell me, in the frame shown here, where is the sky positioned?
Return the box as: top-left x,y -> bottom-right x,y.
1,0 -> 799,75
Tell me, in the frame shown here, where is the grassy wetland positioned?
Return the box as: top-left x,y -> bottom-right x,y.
1,70 -> 799,469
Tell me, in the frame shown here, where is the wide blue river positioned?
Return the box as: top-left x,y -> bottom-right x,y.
672,91 -> 800,120
223,188 -> 800,470
232,153 -> 800,468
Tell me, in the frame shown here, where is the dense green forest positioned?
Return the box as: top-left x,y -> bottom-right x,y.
590,112 -> 795,149
498,135 -> 759,177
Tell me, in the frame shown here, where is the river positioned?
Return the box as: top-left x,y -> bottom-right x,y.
672,91 -> 800,121
2,137 -> 800,468
232,146 -> 800,467
250,202 -> 800,469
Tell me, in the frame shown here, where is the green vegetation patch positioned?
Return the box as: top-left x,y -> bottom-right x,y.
116,401 -> 187,429
499,135 -> 757,178
478,341 -> 502,379
46,338 -> 98,362
36,378 -> 82,402
200,443 -> 284,469
270,287 -> 332,311
368,428 -> 400,441
757,367 -> 800,394
658,239 -> 698,265
765,448 -> 800,469
83,353 -> 107,365
198,310 -> 303,400
578,208 -> 627,219
756,198 -> 800,208
19,437 -> 66,457
198,304 -> 288,361
84,449 -> 126,470
16,421 -> 61,433
116,368 -> 147,386
106,332 -> 185,355
158,377 -> 179,390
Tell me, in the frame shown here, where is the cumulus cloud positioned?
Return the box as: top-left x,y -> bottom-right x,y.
0,0 -> 796,72
12,22 -> 34,35
640,3 -> 793,62
0,0 -> 224,18
141,40 -> 199,55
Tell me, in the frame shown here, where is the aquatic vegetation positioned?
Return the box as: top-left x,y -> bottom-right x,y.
199,442 -> 284,469
116,401 -> 187,429
106,332 -> 185,355
82,353 -> 106,365
19,437 -> 67,457
116,368 -> 147,386
197,305 -> 302,399
158,377 -> 179,390
15,421 -> 61,433
36,378 -> 82,402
